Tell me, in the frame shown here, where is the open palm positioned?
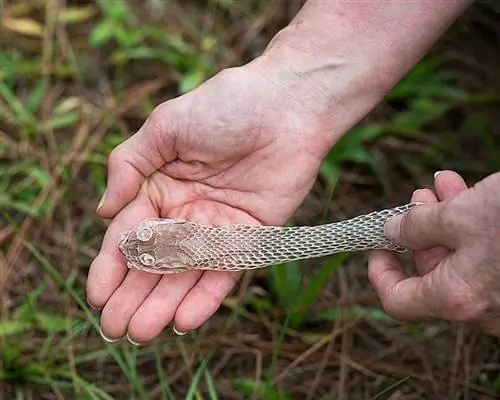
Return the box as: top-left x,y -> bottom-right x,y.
86,65 -> 332,344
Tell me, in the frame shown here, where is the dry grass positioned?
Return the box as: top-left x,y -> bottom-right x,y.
1,1 -> 500,399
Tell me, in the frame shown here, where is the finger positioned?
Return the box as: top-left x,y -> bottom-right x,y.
97,103 -> 178,218
173,270 -> 242,333
385,201 -> 456,250
411,188 -> 437,204
126,270 -> 203,344
99,268 -> 162,341
87,192 -> 157,309
434,170 -> 468,200
409,171 -> 468,275
368,250 -> 443,320
410,188 -> 449,275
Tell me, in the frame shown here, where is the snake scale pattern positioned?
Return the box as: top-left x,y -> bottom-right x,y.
117,203 -> 416,274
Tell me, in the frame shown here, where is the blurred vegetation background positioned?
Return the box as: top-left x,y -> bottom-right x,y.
0,1 -> 499,399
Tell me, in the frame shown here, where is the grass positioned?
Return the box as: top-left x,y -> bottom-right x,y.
1,0 -> 500,399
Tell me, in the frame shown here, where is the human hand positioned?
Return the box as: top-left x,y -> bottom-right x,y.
86,62 -> 343,344
369,170 -> 500,335
86,0 -> 475,344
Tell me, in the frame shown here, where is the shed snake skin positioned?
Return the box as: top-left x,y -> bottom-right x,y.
117,203 -> 416,274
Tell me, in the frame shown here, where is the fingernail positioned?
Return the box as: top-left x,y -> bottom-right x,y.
384,214 -> 403,241
126,333 -> 142,346
434,171 -> 442,178
100,327 -> 119,343
173,325 -> 187,336
96,189 -> 106,212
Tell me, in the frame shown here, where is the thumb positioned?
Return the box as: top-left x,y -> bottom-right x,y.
97,103 -> 178,218
385,202 -> 456,250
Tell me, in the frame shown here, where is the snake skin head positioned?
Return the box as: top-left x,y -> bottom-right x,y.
117,218 -> 192,274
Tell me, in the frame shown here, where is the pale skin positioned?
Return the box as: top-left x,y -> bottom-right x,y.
372,170 -> 500,336
86,0 -> 487,344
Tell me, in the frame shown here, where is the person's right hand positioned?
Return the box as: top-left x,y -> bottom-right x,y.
369,170 -> 500,335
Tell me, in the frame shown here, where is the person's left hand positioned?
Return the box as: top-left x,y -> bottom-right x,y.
85,62 -> 342,345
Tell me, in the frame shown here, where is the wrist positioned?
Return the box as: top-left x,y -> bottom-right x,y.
248,31 -> 386,154
247,0 -> 472,153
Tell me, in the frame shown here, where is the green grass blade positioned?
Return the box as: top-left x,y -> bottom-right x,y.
0,81 -> 35,125
203,369 -> 219,400
25,80 -> 47,114
295,253 -> 349,311
267,261 -> 303,309
0,321 -> 32,337
263,308 -> 293,399
185,356 -> 211,400
123,346 -> 148,398
153,341 -> 175,400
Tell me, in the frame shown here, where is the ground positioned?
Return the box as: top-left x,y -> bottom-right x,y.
1,1 -> 500,399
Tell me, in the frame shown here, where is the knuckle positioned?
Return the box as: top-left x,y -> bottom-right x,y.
146,102 -> 179,147
395,208 -> 419,244
398,211 -> 414,241
381,292 -> 405,321
216,66 -> 240,81
437,204 -> 456,230
147,104 -> 169,136
108,146 -> 127,170
381,299 -> 399,319
438,206 -> 455,226
378,284 -> 403,320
